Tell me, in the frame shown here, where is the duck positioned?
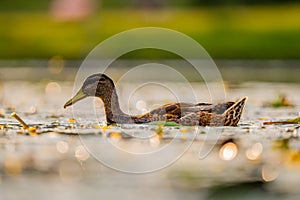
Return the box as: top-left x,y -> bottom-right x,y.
64,73 -> 247,126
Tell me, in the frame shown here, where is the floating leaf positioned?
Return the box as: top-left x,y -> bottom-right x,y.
101,125 -> 112,130
147,121 -> 180,126
68,118 -> 76,123
269,94 -> 294,108
155,124 -> 164,136
46,114 -> 64,118
286,117 -> 300,123
264,116 -> 300,125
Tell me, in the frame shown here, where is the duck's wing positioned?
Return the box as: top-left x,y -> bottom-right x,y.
133,101 -> 236,123
178,97 -> 247,126
195,101 -> 235,114
134,102 -> 195,122
162,102 -> 197,115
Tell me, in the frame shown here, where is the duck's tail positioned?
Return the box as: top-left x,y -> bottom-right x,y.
222,96 -> 248,126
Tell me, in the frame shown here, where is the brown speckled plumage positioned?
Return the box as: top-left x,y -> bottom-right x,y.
64,73 -> 247,126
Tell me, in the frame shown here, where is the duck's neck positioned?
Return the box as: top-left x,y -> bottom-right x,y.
101,89 -> 133,124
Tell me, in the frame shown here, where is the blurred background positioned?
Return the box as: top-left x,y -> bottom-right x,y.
0,0 -> 299,82
0,0 -> 299,59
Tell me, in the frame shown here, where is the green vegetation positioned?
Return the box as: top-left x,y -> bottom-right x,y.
270,94 -> 294,108
148,121 -> 180,126
287,117 -> 300,123
0,4 -> 300,59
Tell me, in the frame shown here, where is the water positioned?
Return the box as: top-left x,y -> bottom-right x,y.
0,60 -> 300,199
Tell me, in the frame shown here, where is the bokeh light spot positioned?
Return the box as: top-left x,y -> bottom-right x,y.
56,141 -> 69,154
45,82 -> 61,96
75,145 -> 90,161
262,165 -> 279,182
219,142 -> 238,161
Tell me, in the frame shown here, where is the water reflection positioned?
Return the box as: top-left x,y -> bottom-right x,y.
108,132 -> 122,142
0,79 -> 300,199
149,134 -> 161,147
4,154 -> 22,175
59,160 -> 83,183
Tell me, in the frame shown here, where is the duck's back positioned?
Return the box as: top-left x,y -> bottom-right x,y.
133,101 -> 235,123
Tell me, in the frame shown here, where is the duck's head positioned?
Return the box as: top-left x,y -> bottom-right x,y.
64,73 -> 115,108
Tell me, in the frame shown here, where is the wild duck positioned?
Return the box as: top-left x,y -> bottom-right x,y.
64,73 -> 247,126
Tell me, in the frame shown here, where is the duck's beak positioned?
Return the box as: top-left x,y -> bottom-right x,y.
64,88 -> 87,108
